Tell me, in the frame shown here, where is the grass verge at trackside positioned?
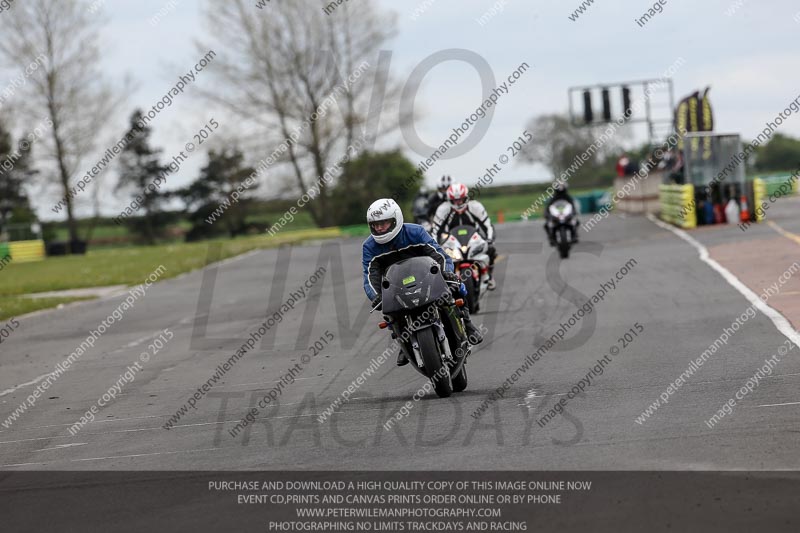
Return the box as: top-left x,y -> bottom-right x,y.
0,228 -> 342,300
478,187 -> 603,221
0,188 -> 601,318
0,297 -> 96,321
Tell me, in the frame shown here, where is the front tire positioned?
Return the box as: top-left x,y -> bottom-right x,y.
417,327 -> 452,398
558,227 -> 570,259
462,272 -> 479,314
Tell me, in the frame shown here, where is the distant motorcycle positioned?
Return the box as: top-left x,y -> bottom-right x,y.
375,256 -> 470,397
439,225 -> 491,313
412,195 -> 432,234
415,218 -> 433,234
546,200 -> 575,259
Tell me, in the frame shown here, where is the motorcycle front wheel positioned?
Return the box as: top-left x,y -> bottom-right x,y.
558,227 -> 570,259
417,327 -> 452,398
462,272 -> 479,314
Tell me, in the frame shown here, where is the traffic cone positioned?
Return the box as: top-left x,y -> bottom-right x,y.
739,195 -> 750,222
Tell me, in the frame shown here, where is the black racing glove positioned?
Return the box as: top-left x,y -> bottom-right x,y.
442,270 -> 459,282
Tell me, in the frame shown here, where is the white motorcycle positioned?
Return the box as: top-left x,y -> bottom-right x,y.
546,200 -> 576,259
439,225 -> 491,313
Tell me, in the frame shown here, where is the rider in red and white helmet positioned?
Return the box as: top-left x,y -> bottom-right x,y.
432,182 -> 497,289
446,183 -> 470,213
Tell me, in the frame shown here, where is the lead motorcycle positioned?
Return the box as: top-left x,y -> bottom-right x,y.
546,200 -> 576,259
439,225 -> 490,313
374,255 -> 470,398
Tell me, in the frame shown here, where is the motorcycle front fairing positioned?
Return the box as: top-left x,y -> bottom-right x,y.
380,256 -> 450,315
548,200 -> 574,224
440,234 -> 464,262
546,200 -> 574,237
449,225 -> 489,262
381,255 -> 469,367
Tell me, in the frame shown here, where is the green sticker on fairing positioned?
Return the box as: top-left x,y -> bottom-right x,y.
457,229 -> 468,235
402,275 -> 416,285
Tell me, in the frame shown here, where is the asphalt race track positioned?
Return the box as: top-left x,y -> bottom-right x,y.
3,202 -> 799,473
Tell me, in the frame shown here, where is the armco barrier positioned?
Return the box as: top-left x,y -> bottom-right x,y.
575,189 -> 609,215
752,173 -> 799,197
7,240 -> 45,263
659,184 -> 696,229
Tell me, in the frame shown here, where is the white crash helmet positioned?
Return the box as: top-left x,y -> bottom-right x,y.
366,198 -> 404,244
438,174 -> 452,191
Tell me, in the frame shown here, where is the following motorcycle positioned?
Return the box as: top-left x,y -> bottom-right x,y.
412,194 -> 433,234
546,200 -> 576,259
439,225 -> 490,313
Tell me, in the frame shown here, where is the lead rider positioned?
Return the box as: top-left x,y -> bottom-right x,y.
362,198 -> 483,366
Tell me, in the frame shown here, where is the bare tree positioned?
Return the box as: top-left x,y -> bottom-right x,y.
0,0 -> 119,243
196,0 -> 404,227
520,114 -> 628,188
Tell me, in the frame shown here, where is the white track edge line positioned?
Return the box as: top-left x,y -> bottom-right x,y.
647,214 -> 800,351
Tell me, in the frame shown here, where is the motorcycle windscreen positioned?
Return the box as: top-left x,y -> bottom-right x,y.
549,200 -> 573,218
451,225 -> 477,247
381,256 -> 450,314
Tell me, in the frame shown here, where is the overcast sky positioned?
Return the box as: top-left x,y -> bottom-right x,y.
4,0 -> 800,220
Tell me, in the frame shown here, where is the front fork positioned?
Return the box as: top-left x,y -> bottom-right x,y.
389,305 -> 467,375
441,304 -> 470,378
408,322 -> 452,370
